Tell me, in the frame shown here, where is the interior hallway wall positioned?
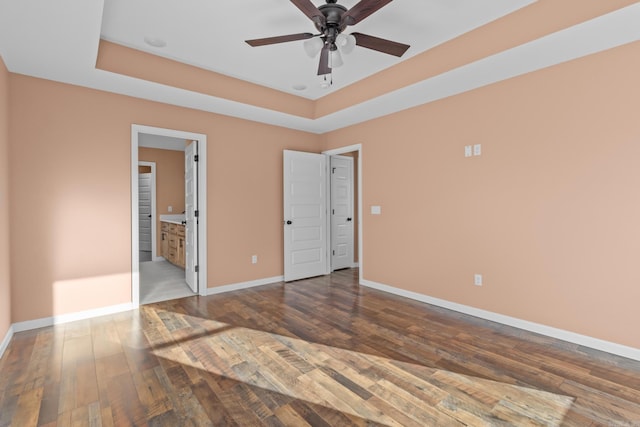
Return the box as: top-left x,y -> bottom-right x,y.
8,75 -> 321,323
139,147 -> 185,256
323,42 -> 640,349
0,56 -> 11,342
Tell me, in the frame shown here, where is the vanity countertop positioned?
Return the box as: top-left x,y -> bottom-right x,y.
160,214 -> 185,225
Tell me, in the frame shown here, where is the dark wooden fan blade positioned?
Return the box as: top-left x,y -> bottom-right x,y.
245,33 -> 314,47
290,0 -> 326,26
352,32 -> 409,57
317,45 -> 331,75
342,0 -> 393,26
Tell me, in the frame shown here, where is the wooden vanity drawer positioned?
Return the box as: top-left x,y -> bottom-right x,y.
176,225 -> 185,237
168,235 -> 177,249
161,222 -> 170,232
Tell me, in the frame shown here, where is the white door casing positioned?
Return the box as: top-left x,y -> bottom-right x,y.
330,155 -> 354,271
323,144 -> 363,280
283,150 -> 328,282
131,124 -> 208,307
185,140 -> 198,293
138,173 -> 153,252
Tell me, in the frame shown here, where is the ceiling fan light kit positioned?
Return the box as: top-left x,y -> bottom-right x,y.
245,0 -> 410,83
330,48 -> 344,68
336,33 -> 356,54
303,37 -> 324,58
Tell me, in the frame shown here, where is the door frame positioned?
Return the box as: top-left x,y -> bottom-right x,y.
131,124 -> 208,307
137,161 -> 157,259
329,155 -> 355,272
323,144 -> 363,280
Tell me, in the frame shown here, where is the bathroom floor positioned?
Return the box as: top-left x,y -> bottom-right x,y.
139,259 -> 195,304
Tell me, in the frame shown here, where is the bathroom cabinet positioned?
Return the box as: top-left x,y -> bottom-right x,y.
160,221 -> 186,269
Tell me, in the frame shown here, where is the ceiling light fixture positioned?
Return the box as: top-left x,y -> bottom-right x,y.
303,37 -> 324,58
329,46 -> 343,68
245,0 -> 410,82
336,33 -> 356,54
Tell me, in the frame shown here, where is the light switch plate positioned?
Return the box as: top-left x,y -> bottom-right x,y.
464,145 -> 472,157
371,206 -> 381,215
473,144 -> 482,156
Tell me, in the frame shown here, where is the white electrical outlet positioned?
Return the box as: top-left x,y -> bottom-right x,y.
474,274 -> 483,286
473,144 -> 482,156
464,145 -> 472,157
168,206 -> 173,213
251,255 -> 258,264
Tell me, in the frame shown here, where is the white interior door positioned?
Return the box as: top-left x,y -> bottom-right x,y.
283,150 -> 328,282
185,141 -> 198,292
138,173 -> 152,252
330,155 -> 354,271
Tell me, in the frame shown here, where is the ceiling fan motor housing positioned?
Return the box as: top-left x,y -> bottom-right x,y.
316,3 -> 348,38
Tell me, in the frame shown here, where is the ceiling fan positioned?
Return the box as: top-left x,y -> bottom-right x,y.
245,0 -> 410,76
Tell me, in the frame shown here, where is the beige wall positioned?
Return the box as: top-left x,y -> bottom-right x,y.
323,42 -> 640,349
139,147 -> 185,255
8,74 -> 321,323
0,56 -> 10,341
3,10 -> 638,354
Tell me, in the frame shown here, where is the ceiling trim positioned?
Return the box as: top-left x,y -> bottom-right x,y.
1,2 -> 638,134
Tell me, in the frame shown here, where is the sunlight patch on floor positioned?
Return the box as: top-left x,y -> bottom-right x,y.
140,307 -> 574,426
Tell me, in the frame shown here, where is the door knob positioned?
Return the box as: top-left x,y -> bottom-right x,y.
347,217 -> 352,222
286,220 -> 292,225
148,214 -> 152,218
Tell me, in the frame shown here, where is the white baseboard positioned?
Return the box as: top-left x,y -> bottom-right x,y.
351,262 -> 360,268
206,276 -> 284,296
12,303 -> 134,333
360,279 -> 640,362
0,324 -> 14,359
152,256 -> 165,262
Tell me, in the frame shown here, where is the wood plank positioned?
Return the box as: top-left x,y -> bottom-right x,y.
1,268 -> 639,426
11,386 -> 43,427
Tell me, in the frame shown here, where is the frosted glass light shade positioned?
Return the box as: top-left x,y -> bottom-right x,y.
303,37 -> 324,58
330,49 -> 343,68
336,34 -> 356,54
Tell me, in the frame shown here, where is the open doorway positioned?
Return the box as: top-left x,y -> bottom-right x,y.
131,125 -> 208,307
283,144 -> 362,283
138,161 -> 156,262
325,145 -> 361,277
329,153 -> 358,271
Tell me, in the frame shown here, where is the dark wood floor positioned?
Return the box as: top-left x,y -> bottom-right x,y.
1,268 -> 639,426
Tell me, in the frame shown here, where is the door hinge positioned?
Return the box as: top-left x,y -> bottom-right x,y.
194,210 -> 199,218
332,167 -> 336,174
332,209 -> 335,215
195,265 -> 199,273
194,154 -> 199,162
332,250 -> 335,256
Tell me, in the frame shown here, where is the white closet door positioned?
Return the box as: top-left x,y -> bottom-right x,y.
283,150 -> 328,282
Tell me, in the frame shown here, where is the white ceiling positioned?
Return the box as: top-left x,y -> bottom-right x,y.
100,0 -> 534,100
0,1 -> 638,134
139,133 -> 186,152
